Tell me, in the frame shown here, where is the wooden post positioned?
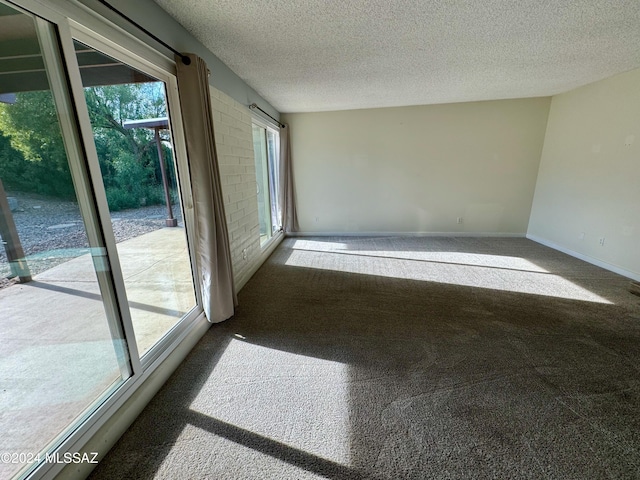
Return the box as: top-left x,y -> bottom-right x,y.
154,127 -> 177,227
0,179 -> 31,282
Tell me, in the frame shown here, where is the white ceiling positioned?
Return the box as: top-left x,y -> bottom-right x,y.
153,0 -> 640,113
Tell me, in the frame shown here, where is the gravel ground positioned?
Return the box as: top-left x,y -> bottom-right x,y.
0,192 -> 183,289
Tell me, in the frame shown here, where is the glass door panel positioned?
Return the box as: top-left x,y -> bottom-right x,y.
266,128 -> 281,233
72,40 -> 196,357
252,124 -> 272,245
0,5 -> 128,478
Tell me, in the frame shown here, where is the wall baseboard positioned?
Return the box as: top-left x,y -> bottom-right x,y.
289,231 -> 526,238
526,234 -> 640,282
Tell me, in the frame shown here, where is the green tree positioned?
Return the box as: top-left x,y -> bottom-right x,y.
0,82 -> 174,209
0,91 -> 74,198
83,83 -> 171,210
0,132 -> 29,191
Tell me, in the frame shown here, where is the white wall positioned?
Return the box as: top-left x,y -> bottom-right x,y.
528,68 -> 640,280
283,98 -> 550,235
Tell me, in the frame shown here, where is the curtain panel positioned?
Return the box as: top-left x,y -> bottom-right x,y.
279,124 -> 299,233
175,53 -> 237,323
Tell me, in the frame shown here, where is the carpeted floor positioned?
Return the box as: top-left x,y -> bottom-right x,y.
88,236 -> 640,479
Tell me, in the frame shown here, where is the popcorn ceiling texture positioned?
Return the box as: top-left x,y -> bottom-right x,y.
153,0 -> 640,112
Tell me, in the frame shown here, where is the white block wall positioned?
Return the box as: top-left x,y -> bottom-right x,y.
210,87 -> 261,287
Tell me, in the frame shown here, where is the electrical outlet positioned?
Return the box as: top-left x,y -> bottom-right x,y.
579,232 -> 585,240
457,217 -> 463,224
242,248 -> 247,260
598,237 -> 605,246
315,216 -> 320,223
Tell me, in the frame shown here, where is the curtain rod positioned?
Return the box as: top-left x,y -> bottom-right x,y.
96,0 -> 191,65
250,103 -> 284,128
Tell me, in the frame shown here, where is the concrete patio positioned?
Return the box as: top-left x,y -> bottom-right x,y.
0,227 -> 195,479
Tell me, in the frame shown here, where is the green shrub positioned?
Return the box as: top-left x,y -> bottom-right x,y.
105,187 -> 137,211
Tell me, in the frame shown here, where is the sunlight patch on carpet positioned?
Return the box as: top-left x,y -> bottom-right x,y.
284,249 -> 611,304
188,339 -> 351,465
291,239 -> 349,251
291,240 -> 548,273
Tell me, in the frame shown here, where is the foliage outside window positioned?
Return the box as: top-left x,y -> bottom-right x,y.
0,84 -> 175,211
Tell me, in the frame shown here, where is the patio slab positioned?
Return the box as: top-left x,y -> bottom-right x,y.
0,227 -> 196,479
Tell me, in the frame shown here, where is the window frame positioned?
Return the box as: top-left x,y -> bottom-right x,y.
251,115 -> 282,249
67,25 -> 202,370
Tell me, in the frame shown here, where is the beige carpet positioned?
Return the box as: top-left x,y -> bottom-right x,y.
88,236 -> 640,479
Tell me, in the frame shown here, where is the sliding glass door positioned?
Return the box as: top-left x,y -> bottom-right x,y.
72,40 -> 196,358
0,5 -> 129,479
0,1 -> 198,478
252,122 -> 280,245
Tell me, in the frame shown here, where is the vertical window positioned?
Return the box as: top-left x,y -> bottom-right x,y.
252,123 -> 280,245
72,40 -> 197,357
0,6 -> 129,479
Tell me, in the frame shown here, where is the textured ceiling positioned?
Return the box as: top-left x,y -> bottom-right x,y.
153,0 -> 640,113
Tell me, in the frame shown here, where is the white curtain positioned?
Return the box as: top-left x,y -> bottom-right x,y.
176,53 -> 236,323
279,124 -> 299,233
